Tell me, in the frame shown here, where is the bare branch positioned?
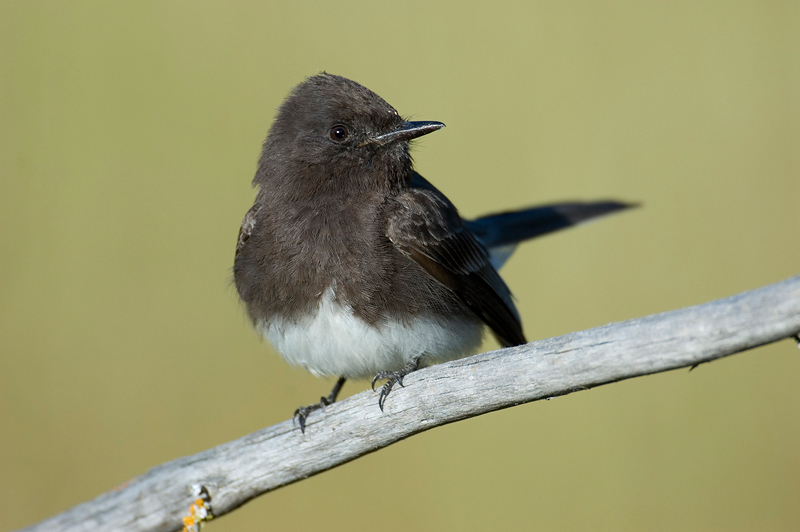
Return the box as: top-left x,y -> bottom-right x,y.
20,275 -> 800,532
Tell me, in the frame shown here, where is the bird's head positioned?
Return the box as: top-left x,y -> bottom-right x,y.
255,73 -> 443,193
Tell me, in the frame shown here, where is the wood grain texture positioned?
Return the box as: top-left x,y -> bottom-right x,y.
20,275 -> 800,532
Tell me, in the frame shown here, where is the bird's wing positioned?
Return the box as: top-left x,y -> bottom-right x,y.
236,204 -> 260,258
386,179 -> 526,347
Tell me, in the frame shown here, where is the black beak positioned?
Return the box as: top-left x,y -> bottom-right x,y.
360,121 -> 445,148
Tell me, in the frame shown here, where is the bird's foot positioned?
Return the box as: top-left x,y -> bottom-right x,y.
292,376 -> 346,433
371,357 -> 421,411
293,400 -> 329,433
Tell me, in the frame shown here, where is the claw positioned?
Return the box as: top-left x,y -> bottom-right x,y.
371,370 -> 395,391
377,380 -> 395,412
292,400 -> 330,433
293,406 -> 313,433
371,357 -> 422,412
291,377 -> 347,433
378,393 -> 386,412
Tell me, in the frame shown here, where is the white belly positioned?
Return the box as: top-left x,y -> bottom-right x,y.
256,288 -> 484,378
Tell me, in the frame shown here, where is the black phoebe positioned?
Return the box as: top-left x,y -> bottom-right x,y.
234,73 -> 632,431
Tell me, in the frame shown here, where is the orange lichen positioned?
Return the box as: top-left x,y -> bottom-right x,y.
182,487 -> 213,532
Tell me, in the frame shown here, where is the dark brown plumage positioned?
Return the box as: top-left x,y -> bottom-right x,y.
234,73 -> 633,430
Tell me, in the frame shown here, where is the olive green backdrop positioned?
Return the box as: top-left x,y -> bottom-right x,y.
2,2 -> 798,531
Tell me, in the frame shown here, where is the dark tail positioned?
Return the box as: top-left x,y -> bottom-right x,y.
466,201 -> 637,269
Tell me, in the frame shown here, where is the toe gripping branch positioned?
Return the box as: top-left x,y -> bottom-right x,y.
293,376 -> 347,433
371,357 -> 422,411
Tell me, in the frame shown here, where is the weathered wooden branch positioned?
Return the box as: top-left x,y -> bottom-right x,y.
20,275 -> 800,532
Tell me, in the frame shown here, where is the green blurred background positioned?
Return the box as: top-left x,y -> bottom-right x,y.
2,2 -> 799,531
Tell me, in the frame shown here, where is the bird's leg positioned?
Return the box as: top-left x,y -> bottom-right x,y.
371,356 -> 422,411
293,376 -> 346,433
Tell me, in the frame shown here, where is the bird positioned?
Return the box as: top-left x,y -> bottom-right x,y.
233,73 -> 633,431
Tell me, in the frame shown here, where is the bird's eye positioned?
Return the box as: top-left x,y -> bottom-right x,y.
329,125 -> 349,142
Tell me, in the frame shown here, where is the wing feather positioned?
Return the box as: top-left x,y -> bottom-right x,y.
386,180 -> 526,347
